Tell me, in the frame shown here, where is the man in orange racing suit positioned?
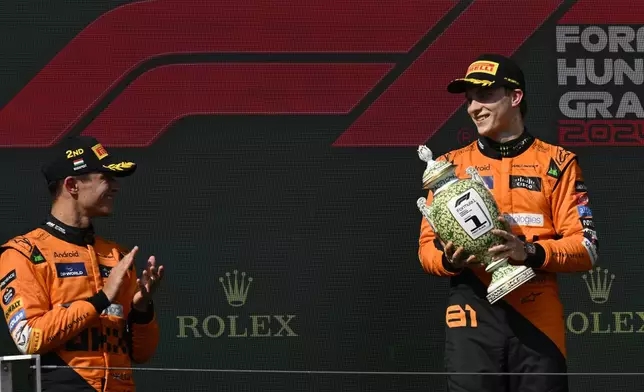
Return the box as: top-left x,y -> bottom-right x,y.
0,136 -> 164,391
418,54 -> 598,392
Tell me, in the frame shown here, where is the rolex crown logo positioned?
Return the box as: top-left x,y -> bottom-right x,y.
582,266 -> 615,304
219,270 -> 253,307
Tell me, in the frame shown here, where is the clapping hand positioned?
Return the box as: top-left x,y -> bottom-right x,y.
132,254 -> 164,311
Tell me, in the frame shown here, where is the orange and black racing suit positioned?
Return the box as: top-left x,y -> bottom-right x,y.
418,131 -> 598,392
0,215 -> 159,391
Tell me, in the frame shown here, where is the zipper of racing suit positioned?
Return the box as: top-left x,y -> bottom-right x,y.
86,244 -> 110,391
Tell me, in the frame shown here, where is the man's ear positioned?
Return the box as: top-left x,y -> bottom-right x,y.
62,176 -> 79,195
511,89 -> 524,109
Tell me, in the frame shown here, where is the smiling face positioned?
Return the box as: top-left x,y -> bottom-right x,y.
65,172 -> 120,217
465,86 -> 523,140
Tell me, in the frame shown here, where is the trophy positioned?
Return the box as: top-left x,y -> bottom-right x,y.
415,145 -> 535,304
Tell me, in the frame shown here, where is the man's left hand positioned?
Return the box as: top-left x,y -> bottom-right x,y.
132,255 -> 165,312
487,216 -> 527,262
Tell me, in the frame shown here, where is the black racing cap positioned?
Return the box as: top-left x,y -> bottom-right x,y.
446,54 -> 526,94
42,136 -> 137,183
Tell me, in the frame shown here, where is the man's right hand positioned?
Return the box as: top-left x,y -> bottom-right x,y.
441,240 -> 479,269
102,246 -> 139,302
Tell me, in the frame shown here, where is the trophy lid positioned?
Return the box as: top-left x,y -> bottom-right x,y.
417,145 -> 455,190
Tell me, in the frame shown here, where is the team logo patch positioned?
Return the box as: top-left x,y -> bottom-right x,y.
55,263 -> 88,278
547,159 -> 560,179
509,175 -> 542,192
30,245 -> 46,264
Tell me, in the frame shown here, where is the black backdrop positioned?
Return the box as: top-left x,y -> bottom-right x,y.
1,1 -> 643,391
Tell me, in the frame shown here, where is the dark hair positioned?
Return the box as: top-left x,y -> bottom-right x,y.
505,87 -> 527,118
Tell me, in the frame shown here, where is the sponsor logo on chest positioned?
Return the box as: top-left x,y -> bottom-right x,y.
55,263 -> 88,278
506,213 -> 545,227
53,251 -> 80,258
509,175 -> 542,192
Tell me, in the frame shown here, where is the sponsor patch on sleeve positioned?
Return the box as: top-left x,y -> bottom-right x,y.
575,181 -> 587,193
98,265 -> 112,278
583,229 -> 599,249
11,320 -> 31,354
581,238 -> 598,265
3,287 -> 16,305
0,270 -> 16,290
577,205 -> 593,217
4,298 -> 23,320
8,309 -> 26,332
580,218 -> 595,229
102,303 -> 124,318
27,328 -> 42,353
573,193 -> 589,206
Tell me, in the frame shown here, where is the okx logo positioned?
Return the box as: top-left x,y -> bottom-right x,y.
176,269 -> 298,339
566,267 -> 643,334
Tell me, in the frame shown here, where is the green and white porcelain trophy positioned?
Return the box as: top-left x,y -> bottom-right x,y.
415,145 -> 535,304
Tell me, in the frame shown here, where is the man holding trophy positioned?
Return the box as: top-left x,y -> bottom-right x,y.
417,54 -> 598,392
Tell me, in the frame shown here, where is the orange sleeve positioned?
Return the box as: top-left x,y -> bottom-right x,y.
126,258 -> 160,364
535,158 -> 597,272
0,248 -> 107,354
127,304 -> 160,363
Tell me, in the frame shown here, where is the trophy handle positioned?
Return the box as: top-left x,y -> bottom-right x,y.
416,197 -> 430,218
465,166 -> 489,189
416,197 -> 436,231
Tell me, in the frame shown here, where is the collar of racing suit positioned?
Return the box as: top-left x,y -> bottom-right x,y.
41,214 -> 96,246
476,129 -> 535,159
